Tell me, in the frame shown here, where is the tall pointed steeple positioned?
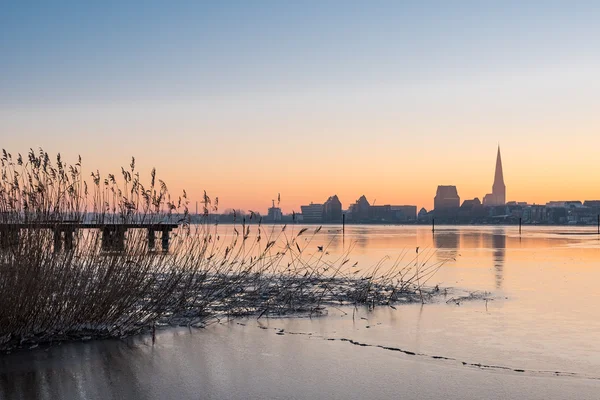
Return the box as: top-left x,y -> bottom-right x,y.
493,146 -> 504,186
492,146 -> 506,205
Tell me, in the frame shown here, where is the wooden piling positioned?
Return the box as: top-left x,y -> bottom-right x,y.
0,229 -> 19,248
64,229 -> 74,250
53,229 -> 62,252
148,229 -> 156,249
342,213 -> 345,236
101,227 -> 113,251
116,227 -> 126,251
161,229 -> 170,252
432,218 -> 435,233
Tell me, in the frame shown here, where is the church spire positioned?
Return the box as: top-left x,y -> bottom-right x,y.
483,146 -> 506,207
492,146 -> 506,205
494,146 -> 504,187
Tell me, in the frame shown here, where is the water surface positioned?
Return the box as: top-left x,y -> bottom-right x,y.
1,225 -> 599,399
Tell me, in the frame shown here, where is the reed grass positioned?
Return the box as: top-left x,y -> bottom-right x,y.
0,148 -> 444,351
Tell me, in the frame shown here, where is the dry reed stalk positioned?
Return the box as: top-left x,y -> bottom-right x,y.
0,148 -> 445,351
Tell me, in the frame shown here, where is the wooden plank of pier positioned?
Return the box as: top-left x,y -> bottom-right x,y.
0,223 -> 178,230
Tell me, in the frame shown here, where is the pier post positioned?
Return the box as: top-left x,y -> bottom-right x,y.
342,214 -> 345,236
148,229 -> 156,249
102,227 -> 125,251
597,214 -> 599,235
115,227 -> 125,251
102,227 -> 114,251
1,229 -> 19,248
64,229 -> 74,250
161,229 -> 170,252
54,229 -> 62,252
0,229 -> 19,248
519,218 -> 522,235
432,218 -> 435,233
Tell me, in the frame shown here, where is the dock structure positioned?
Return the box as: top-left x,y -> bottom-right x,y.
0,222 -> 179,252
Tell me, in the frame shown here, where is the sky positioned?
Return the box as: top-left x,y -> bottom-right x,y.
2,1 -> 600,213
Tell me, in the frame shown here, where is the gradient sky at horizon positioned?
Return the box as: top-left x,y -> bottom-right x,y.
2,1 -> 600,213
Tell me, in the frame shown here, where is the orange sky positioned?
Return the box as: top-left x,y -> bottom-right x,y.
3,96 -> 600,214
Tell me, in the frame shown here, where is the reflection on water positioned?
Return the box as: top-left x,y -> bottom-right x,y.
433,230 -> 460,261
432,228 -> 506,289
0,340 -> 151,400
490,228 -> 506,289
322,227 -> 344,251
351,226 -> 372,249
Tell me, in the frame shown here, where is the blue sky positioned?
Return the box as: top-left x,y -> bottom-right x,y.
3,1 -> 598,105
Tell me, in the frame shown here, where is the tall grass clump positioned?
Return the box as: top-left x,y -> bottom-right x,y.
0,148 -> 445,351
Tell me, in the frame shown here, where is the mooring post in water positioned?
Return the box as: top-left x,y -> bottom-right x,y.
342,213 -> 345,236
432,218 -> 435,233
597,214 -> 599,235
519,217 -> 522,235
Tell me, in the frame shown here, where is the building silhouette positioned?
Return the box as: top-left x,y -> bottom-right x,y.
349,195 -> 371,221
347,195 -> 417,222
461,198 -> 482,209
300,203 -> 324,223
434,185 -> 460,210
418,207 -> 430,221
483,146 -> 506,206
390,205 -> 417,221
267,200 -> 282,221
323,195 -> 342,222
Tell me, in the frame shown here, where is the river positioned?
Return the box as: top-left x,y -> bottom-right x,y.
1,225 -> 599,399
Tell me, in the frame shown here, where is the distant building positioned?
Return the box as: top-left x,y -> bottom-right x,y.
583,200 -> 600,209
267,200 -> 282,222
369,205 -> 393,221
418,207 -> 428,218
483,146 -> 506,206
434,185 -> 460,210
461,198 -> 482,209
547,207 -> 567,224
300,203 -> 324,223
323,195 -> 342,223
349,195 -> 371,221
347,196 -> 416,223
546,201 -> 583,209
527,205 -> 547,223
390,205 -> 417,221
506,201 -> 528,207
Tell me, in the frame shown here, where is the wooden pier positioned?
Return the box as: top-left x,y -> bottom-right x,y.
0,222 -> 179,252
